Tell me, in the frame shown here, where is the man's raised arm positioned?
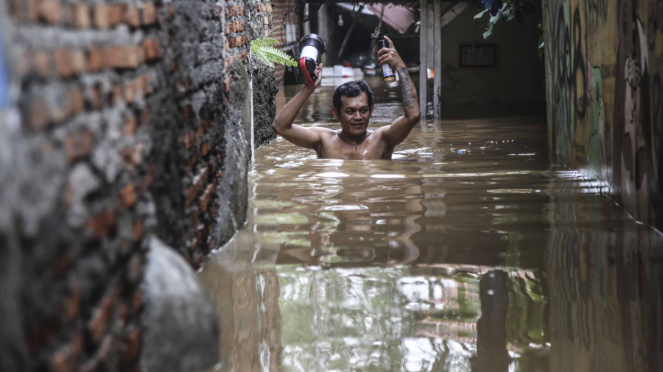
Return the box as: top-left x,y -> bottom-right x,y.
272,63 -> 328,149
376,37 -> 421,147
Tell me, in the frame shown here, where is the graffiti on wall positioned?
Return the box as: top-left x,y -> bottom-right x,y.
543,0 -> 663,229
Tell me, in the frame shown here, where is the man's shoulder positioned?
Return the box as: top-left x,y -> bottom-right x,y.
312,127 -> 336,137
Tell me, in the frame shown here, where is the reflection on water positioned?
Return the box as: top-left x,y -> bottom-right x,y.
199,76 -> 663,372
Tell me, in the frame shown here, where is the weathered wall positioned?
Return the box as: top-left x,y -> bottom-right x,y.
440,3 -> 546,115
543,0 -> 663,228
545,174 -> 663,372
0,0 -> 276,370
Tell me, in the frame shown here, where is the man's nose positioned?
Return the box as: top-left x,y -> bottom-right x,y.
353,111 -> 362,120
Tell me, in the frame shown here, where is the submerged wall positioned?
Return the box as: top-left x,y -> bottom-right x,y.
0,0 -> 277,370
543,0 -> 663,229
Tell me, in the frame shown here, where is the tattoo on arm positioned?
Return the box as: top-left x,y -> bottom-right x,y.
398,68 -> 418,109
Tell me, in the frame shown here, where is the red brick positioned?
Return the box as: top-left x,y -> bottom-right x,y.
200,184 -> 215,213
74,3 -> 91,28
94,4 -> 110,29
120,184 -> 136,208
26,0 -> 40,21
39,0 -> 61,24
65,129 -> 93,161
92,4 -> 125,28
32,51 -> 52,77
266,4 -> 272,12
60,5 -> 76,27
87,48 -> 104,71
142,4 -> 157,25
241,50 -> 247,62
108,4 -> 127,27
142,38 -> 162,61
228,6 -> 236,17
103,46 -> 144,69
124,5 -> 141,27
67,86 -> 84,117
88,295 -> 115,343
54,49 -> 86,77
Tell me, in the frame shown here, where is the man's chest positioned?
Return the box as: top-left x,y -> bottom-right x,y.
319,135 -> 386,159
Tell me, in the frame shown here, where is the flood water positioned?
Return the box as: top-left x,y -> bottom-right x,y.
199,76 -> 663,372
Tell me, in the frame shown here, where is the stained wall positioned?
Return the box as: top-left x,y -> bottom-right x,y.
543,0 -> 663,228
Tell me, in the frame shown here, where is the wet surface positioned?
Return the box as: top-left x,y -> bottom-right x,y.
199,76 -> 663,372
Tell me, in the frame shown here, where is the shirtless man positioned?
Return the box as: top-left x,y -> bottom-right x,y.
272,36 -> 420,159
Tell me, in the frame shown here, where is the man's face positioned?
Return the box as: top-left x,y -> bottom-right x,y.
332,93 -> 373,137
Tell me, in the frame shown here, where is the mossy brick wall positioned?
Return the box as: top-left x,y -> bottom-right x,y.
0,0 -> 276,371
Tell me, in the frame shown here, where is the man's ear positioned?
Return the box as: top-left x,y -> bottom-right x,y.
369,105 -> 375,117
331,106 -> 340,120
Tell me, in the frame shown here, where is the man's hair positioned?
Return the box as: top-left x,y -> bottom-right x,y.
333,80 -> 373,110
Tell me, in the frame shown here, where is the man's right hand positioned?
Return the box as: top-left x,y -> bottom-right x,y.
273,62 -> 331,149
305,63 -> 323,89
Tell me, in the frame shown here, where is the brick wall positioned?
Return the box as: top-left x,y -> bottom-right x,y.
269,0 -> 300,85
0,0 -> 276,370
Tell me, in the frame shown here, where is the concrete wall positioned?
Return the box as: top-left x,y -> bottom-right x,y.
440,3 -> 546,116
543,0 -> 663,229
0,0 -> 277,370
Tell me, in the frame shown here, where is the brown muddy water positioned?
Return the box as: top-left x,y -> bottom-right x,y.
199,76 -> 663,372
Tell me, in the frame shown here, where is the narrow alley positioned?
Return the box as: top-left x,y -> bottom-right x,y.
199,76 -> 662,371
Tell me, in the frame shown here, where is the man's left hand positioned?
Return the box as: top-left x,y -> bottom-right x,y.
377,36 -> 406,71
